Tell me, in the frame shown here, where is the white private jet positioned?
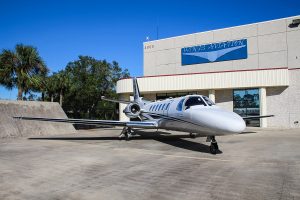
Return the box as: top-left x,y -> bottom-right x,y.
14,77 -> 273,154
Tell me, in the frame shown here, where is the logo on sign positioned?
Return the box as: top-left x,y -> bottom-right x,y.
181,39 -> 248,65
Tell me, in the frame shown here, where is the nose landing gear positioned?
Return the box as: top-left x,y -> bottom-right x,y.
207,136 -> 219,154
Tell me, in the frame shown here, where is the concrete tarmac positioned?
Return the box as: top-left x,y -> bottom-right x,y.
0,128 -> 299,200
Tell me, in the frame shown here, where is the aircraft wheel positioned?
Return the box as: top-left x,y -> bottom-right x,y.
210,144 -> 217,154
124,133 -> 130,141
213,142 -> 219,150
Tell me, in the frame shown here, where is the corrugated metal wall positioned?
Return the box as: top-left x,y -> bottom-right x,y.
117,68 -> 289,94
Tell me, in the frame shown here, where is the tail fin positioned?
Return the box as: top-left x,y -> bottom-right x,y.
133,77 -> 141,102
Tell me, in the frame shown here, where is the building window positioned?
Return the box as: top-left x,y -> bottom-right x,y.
233,89 -> 260,127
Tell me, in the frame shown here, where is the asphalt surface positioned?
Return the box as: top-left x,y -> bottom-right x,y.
0,128 -> 299,200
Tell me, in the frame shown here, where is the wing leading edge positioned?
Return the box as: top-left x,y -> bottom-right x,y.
13,116 -> 158,129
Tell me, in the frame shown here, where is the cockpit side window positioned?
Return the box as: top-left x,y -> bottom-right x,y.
176,99 -> 185,111
202,96 -> 215,106
184,96 -> 207,110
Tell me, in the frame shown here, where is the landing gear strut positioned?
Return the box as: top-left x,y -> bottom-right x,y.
189,133 -> 196,139
207,136 -> 219,154
119,127 -> 133,140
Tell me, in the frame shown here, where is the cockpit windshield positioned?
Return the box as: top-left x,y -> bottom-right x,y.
184,96 -> 207,110
202,96 -> 215,106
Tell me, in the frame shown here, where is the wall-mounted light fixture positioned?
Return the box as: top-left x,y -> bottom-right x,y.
289,19 -> 300,28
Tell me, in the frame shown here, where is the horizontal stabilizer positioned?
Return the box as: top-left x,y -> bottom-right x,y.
101,96 -> 132,104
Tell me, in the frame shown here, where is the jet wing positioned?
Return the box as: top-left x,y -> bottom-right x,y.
13,116 -> 158,128
242,115 -> 274,120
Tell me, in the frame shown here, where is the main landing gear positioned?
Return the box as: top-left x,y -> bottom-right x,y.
207,136 -> 219,154
189,133 -> 196,139
119,127 -> 134,140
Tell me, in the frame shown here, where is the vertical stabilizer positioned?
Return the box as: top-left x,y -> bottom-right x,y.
133,77 -> 141,102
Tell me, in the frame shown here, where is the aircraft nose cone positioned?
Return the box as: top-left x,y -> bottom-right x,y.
226,115 -> 246,133
190,108 -> 246,134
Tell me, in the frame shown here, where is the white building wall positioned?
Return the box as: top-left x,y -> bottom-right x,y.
266,87 -> 290,128
144,15 -> 300,76
215,90 -> 233,112
118,16 -> 300,128
288,70 -> 300,128
117,69 -> 289,94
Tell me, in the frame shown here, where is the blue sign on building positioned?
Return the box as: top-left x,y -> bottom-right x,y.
181,39 -> 248,66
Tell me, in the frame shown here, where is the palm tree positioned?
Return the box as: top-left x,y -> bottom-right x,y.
0,44 -> 48,100
50,70 -> 70,106
45,74 -> 57,102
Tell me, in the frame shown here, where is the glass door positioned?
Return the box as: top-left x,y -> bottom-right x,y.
233,89 -> 260,127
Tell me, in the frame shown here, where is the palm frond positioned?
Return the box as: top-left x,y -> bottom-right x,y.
0,44 -> 49,98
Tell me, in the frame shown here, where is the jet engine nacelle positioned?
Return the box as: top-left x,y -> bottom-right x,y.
123,103 -> 141,118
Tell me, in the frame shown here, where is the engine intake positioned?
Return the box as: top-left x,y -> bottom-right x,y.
123,103 -> 141,118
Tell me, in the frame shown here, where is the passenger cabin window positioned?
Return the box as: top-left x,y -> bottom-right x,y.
150,105 -> 153,111
202,96 -> 215,106
166,103 -> 170,110
184,96 -> 206,110
176,99 -> 185,111
158,104 -> 161,111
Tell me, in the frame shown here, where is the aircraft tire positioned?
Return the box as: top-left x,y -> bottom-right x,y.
210,145 -> 216,154
210,142 -> 219,154
213,142 -> 219,150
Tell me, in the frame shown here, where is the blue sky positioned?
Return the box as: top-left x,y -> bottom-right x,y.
0,0 -> 299,99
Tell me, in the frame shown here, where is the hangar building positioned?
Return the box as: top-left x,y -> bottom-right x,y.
117,15 -> 300,128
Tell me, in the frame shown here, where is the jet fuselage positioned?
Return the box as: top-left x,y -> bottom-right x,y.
141,95 -> 246,136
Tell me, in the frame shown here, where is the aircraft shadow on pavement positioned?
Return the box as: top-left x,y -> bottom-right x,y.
29,130 -> 222,154
136,131 -> 222,154
153,138 -> 221,154
239,131 -> 257,135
